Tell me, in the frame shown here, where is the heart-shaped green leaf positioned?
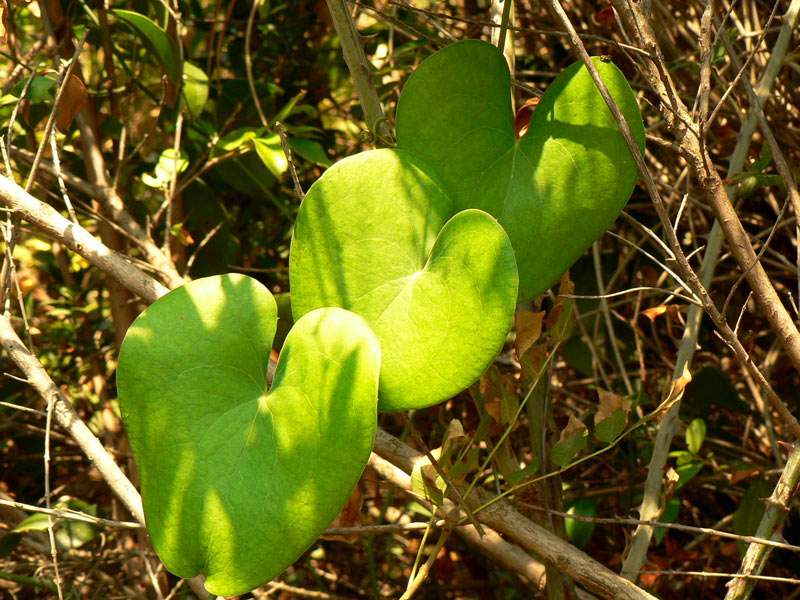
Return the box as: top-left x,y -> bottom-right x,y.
117,274 -> 380,596
396,40 -> 645,301
290,149 -> 518,412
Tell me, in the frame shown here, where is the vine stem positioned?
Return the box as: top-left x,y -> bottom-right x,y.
325,0 -> 393,142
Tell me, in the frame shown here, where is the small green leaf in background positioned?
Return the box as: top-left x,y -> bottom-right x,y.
273,90 -> 307,124
686,417 -> 706,455
215,127 -> 258,153
142,148 -> 189,188
565,498 -> 597,550
551,415 -> 589,467
10,73 -> 57,101
411,462 -> 444,506
118,274 -> 381,596
12,497 -> 98,550
653,497 -> 681,546
253,134 -> 288,178
670,450 -> 704,491
112,9 -> 181,83
289,137 -> 332,168
182,61 -> 209,118
733,479 -> 774,555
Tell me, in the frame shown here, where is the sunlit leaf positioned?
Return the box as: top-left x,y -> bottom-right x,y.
118,274 -> 381,596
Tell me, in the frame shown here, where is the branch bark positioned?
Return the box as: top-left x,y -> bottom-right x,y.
0,174 -> 169,303
373,429 -> 659,600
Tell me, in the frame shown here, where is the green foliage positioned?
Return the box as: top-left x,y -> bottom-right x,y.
290,148 -> 519,411
117,274 -> 381,595
396,40 -> 645,301
686,418 -> 706,455
111,9 -> 182,82
653,498 -> 681,546
565,498 -> 596,550
12,498 -> 98,550
734,479 -> 775,555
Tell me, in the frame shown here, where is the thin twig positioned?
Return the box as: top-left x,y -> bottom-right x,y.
275,122 -> 305,201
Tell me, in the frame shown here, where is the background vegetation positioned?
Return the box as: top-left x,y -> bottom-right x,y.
1,0 -> 800,598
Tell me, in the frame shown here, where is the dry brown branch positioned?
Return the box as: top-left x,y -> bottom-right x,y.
0,174 -> 168,303
372,429 -> 659,600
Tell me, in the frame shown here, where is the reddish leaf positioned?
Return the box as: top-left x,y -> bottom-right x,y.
56,74 -> 88,132
515,97 -> 540,137
592,7 -> 616,26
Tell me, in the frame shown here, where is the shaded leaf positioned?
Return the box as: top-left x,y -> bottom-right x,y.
733,479 -> 774,555
653,498 -> 681,546
112,9 -> 181,82
397,40 -> 644,301
551,415 -> 588,467
566,498 -> 596,549
289,137 -> 332,167
594,388 -> 630,444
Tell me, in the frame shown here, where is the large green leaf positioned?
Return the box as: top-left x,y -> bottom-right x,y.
112,9 -> 181,83
117,274 -> 380,596
396,40 -> 645,301
290,149 -> 518,411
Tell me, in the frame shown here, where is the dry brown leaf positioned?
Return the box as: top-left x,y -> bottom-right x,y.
515,309 -> 545,359
544,272 -> 575,343
479,369 -> 503,423
523,344 -> 548,374
595,388 -> 631,424
441,418 -> 466,451
728,467 -> 761,486
479,367 -> 515,423
320,484 -> 363,543
665,467 -> 680,485
559,414 -> 588,442
641,304 -> 681,321
56,73 -> 88,132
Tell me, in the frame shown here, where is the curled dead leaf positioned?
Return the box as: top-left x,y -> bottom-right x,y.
515,97 -> 540,137
656,364 -> 693,414
592,7 -> 616,26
